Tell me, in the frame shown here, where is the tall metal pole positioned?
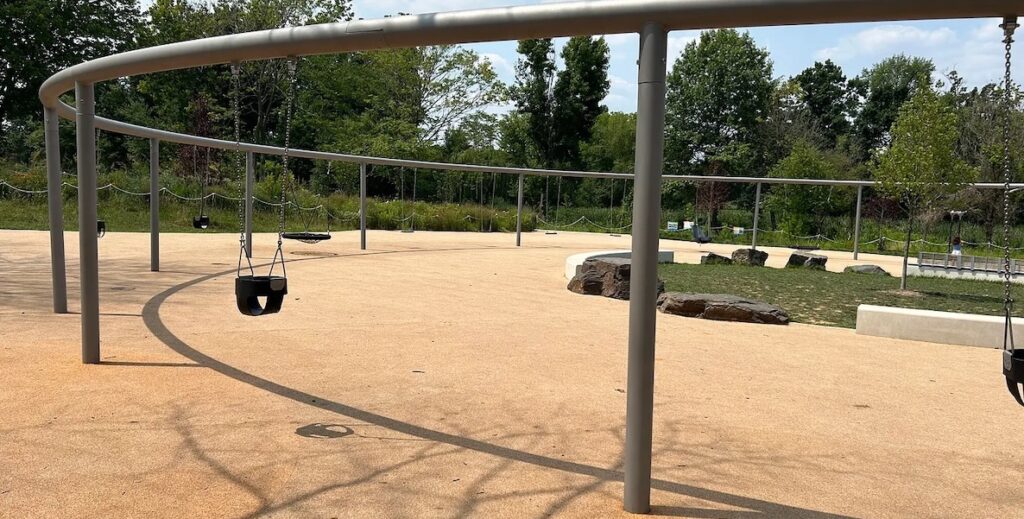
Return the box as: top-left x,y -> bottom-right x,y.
624,22 -> 667,515
76,82 -> 100,364
245,151 -> 255,258
149,138 -> 160,272
853,185 -> 863,260
751,182 -> 762,250
516,173 -> 524,247
360,162 -> 367,250
44,107 -> 68,314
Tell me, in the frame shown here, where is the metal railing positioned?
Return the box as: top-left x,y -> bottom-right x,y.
918,251 -> 1024,274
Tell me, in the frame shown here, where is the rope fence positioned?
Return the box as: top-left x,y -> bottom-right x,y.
4,178 -> 1024,250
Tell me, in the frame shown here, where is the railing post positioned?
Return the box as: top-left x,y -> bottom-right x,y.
149,138 -> 160,272
44,107 -> 68,314
624,22 -> 667,515
853,185 -> 863,260
360,163 -> 367,250
76,82 -> 100,364
245,152 -> 254,258
516,173 -> 524,247
751,182 -> 761,250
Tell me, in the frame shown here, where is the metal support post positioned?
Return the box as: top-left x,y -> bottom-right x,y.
853,185 -> 863,260
44,107 -> 68,313
751,182 -> 762,250
516,173 -> 525,247
360,163 -> 367,250
149,139 -> 160,271
76,82 -> 100,364
624,22 -> 667,515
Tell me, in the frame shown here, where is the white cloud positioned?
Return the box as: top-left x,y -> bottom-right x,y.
667,31 -> 700,61
814,20 -> 1021,88
480,52 -> 514,76
816,25 -> 956,61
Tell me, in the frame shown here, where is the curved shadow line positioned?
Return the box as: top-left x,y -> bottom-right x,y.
140,248 -> 853,518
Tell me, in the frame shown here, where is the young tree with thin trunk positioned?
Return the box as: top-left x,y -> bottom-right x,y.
874,86 -> 976,290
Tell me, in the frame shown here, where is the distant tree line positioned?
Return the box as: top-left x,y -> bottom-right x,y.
1,1 -> 1021,240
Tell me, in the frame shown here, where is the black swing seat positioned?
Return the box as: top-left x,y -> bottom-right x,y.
282,231 -> 331,243
692,226 -> 712,244
193,215 -> 211,229
235,275 -> 288,316
97,220 -> 106,238
1004,349 -> 1024,406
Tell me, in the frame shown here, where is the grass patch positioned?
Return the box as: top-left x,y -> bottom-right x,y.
657,263 -> 1022,328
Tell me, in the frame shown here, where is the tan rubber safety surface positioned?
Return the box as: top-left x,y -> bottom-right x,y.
1,229 -> 1021,518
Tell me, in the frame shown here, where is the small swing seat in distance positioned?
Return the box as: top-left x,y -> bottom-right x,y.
282,231 -> 331,244
1005,349 -> 1024,405
193,215 -> 211,229
97,220 -> 106,238
235,275 -> 288,316
692,226 -> 711,245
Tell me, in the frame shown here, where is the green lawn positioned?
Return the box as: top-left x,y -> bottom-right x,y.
657,263 -> 1022,328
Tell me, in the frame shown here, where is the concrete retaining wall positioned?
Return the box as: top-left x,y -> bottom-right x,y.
564,250 -> 675,280
855,304 -> 1022,349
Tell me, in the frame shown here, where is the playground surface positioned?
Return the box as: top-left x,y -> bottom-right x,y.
1,229 -> 1021,518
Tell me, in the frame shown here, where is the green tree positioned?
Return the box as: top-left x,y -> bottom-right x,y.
514,39 -> 556,167
794,60 -> 852,144
950,81 -> 1024,243
767,141 -> 841,236
875,86 -> 976,289
665,29 -> 774,176
852,55 -> 934,157
581,112 -> 636,173
550,36 -> 610,168
0,0 -> 141,125
413,46 -> 508,143
757,80 -> 827,170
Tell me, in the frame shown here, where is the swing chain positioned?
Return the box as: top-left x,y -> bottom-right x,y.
232,62 -> 246,251
278,57 -> 298,246
1001,16 -> 1018,350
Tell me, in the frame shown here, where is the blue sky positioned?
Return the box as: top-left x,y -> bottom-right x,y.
350,0 -> 1020,113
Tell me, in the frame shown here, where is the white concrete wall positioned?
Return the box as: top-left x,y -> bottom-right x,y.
564,250 -> 675,280
856,304 -> 1022,349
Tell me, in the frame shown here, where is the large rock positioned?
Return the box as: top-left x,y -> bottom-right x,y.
700,253 -> 733,265
786,251 -> 828,270
731,248 -> 768,266
657,293 -> 789,325
567,257 -> 664,300
844,264 -> 889,276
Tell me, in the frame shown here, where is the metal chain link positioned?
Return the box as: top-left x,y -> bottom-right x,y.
1001,17 -> 1018,351
232,63 -> 246,250
278,57 -> 297,245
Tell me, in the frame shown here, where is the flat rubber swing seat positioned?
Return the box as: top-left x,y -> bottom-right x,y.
1004,350 -> 1024,406
193,215 -> 210,229
235,275 -> 287,316
282,232 -> 331,243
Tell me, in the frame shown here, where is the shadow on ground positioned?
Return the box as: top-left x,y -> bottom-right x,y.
135,250 -> 853,518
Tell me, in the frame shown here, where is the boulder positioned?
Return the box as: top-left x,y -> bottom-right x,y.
844,264 -> 889,276
700,253 -> 733,265
657,293 -> 789,325
731,248 -> 768,266
786,251 -> 828,270
567,257 -> 664,300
